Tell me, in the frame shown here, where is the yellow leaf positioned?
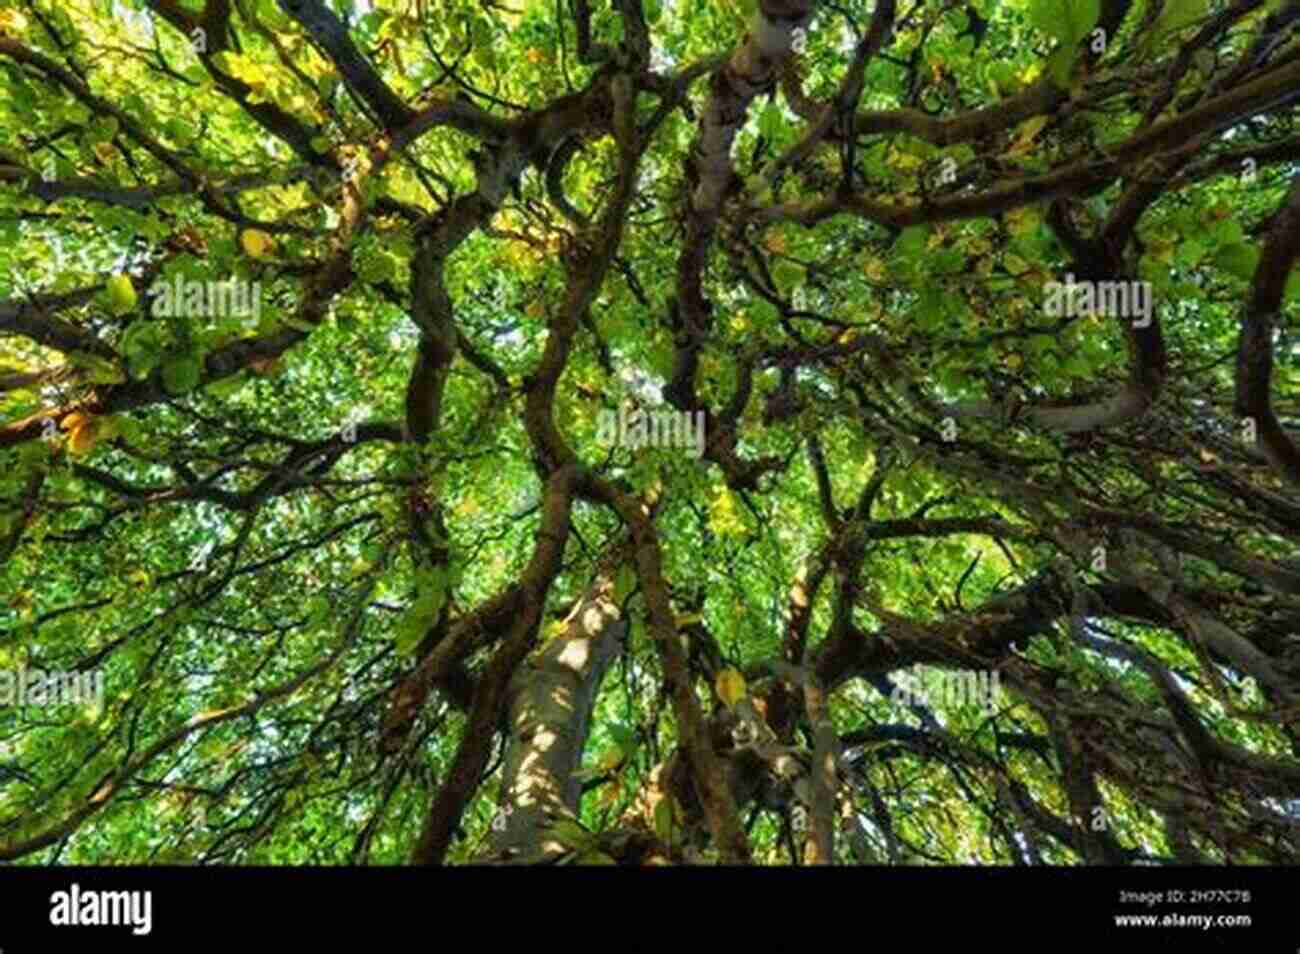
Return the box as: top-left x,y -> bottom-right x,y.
188,706 -> 239,726
106,274 -> 137,316
715,667 -> 746,709
240,228 -> 275,259
1002,116 -> 1052,159
862,256 -> 886,281
1006,207 -> 1040,235
889,151 -> 922,171
707,486 -> 745,537
599,781 -> 622,808
0,10 -> 28,32
1015,115 -> 1051,144
126,568 -> 152,590
61,411 -> 91,432
67,417 -> 100,456
598,748 -> 624,772
93,141 -> 116,164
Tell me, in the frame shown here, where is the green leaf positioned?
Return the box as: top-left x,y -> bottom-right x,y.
608,722 -> 636,750
1048,44 -> 1077,89
1176,239 -> 1206,267
204,374 -> 244,400
16,441 -> 50,470
930,248 -> 964,275
416,562 -> 450,611
393,613 -> 425,656
1285,268 -> 1300,303
773,261 -> 801,290
916,287 -> 947,330
356,250 -> 398,284
1028,0 -> 1100,47
121,320 -> 165,379
895,226 -> 928,261
758,100 -> 783,142
114,417 -> 145,449
70,351 -> 126,384
1153,0 -> 1209,42
653,798 -> 678,844
614,562 -> 636,603
161,354 -> 201,395
106,274 -> 137,316
548,818 -> 596,851
1030,0 -> 1101,87
393,564 -> 451,655
306,595 -> 330,628
1215,243 -> 1258,281
1025,0 -> 1058,36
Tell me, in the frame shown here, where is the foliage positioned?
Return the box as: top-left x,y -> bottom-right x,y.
1,0 -> 1299,865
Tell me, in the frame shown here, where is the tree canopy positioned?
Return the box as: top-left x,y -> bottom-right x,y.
2,0 -> 1300,865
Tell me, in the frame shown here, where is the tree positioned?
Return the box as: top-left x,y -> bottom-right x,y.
1,0 -> 1299,866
